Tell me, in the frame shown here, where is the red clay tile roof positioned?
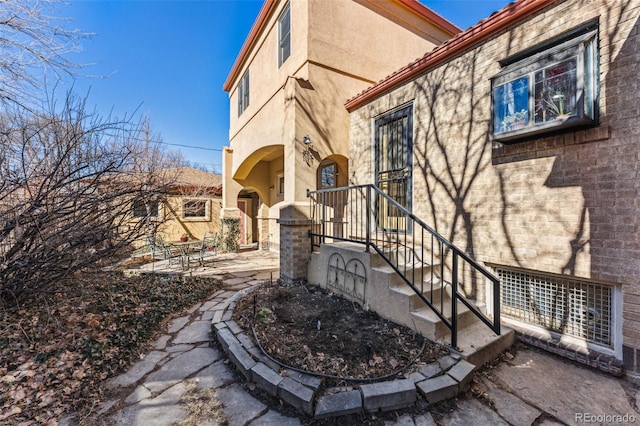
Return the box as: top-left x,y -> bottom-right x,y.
345,0 -> 557,112
222,0 -> 461,93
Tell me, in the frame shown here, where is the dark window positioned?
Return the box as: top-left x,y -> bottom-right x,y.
277,174 -> 285,196
492,26 -> 598,142
133,199 -> 159,218
318,162 -> 336,189
278,2 -> 291,67
237,70 -> 250,116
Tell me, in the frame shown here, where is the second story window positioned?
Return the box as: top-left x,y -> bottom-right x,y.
237,70 -> 250,116
278,2 -> 291,67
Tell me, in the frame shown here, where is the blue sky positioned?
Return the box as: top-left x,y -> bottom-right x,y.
61,0 -> 510,173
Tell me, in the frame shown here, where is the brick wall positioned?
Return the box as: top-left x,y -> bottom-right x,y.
349,0 -> 640,375
279,204 -> 312,283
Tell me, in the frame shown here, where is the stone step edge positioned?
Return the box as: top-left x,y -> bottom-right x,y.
211,285 -> 476,418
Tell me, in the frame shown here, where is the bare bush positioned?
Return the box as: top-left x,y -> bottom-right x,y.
0,93 -> 179,306
0,0 -> 88,109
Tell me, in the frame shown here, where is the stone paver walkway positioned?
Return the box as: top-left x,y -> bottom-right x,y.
86,250 -> 639,426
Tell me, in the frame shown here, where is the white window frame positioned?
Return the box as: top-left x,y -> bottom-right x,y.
278,2 -> 291,67
182,198 -> 210,221
492,24 -> 598,143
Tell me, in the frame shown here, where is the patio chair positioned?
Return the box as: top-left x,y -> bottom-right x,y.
197,232 -> 219,266
155,235 -> 183,267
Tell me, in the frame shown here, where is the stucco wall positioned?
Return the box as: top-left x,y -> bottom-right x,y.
307,0 -> 452,82
349,0 -> 639,360
228,0 -> 309,141
157,195 -> 222,242
226,0 -> 458,202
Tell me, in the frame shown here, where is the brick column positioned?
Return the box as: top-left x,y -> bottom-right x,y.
278,203 -> 312,284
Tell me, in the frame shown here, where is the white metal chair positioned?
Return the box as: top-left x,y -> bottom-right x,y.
197,232 -> 219,266
155,235 -> 183,267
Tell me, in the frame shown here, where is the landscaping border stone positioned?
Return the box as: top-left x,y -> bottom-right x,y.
211,285 -> 477,418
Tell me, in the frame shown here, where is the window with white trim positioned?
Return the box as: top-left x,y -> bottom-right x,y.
182,199 -> 209,220
492,23 -> 598,142
278,2 -> 291,67
237,70 -> 250,116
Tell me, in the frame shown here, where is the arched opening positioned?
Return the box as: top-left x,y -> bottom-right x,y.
316,154 -> 349,190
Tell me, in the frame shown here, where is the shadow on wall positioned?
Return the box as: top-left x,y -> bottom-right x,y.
413,48 -> 493,300
412,1 -> 636,316
542,2 -> 637,285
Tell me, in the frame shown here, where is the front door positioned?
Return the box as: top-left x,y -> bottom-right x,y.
237,200 -> 247,246
374,105 -> 413,231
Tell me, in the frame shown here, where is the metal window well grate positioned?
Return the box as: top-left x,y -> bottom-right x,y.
496,267 -> 612,348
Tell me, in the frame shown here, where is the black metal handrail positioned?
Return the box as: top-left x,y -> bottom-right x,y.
307,184 -> 500,348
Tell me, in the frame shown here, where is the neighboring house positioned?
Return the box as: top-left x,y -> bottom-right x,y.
342,0 -> 639,377
129,167 -> 223,246
222,0 -> 460,252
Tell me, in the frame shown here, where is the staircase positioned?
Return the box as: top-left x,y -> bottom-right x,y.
308,241 -> 513,367
307,185 -> 514,367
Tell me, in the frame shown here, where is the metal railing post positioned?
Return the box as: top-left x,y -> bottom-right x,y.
321,191 -> 326,245
493,276 -> 501,334
451,253 -> 458,349
365,185 -> 370,252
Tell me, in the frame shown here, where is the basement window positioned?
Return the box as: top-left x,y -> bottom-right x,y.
492,24 -> 598,142
496,266 -> 615,349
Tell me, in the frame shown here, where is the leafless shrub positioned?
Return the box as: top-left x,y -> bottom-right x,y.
0,93 -> 179,306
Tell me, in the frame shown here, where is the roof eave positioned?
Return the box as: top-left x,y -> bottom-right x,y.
396,0 -> 461,35
345,0 -> 557,112
223,0 -> 464,93
223,0 -> 278,92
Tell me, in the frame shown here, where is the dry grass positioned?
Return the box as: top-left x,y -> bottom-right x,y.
179,381 -> 228,426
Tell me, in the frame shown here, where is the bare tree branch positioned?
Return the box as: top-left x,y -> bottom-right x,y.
0,92 -> 180,306
0,0 -> 89,109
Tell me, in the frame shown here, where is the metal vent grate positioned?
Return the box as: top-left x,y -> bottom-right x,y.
496,267 -> 612,348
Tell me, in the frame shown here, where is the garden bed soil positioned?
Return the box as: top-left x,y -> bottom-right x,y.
231,281 -> 448,384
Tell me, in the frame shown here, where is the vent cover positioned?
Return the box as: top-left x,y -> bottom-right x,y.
496,267 -> 612,348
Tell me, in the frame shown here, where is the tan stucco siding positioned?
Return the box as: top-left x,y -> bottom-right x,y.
307,0 -> 450,82
149,195 -> 222,243
228,0 -> 309,140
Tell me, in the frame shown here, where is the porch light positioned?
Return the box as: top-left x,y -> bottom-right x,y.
301,135 -> 315,166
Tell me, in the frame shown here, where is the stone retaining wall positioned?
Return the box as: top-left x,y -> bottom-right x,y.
211,286 -> 476,418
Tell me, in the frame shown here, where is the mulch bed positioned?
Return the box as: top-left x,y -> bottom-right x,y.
232,281 -> 448,386
0,271 -> 222,424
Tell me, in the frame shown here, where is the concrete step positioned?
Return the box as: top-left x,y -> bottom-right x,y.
389,280 -> 447,312
441,322 -> 515,367
371,263 -> 441,286
410,300 -> 484,340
